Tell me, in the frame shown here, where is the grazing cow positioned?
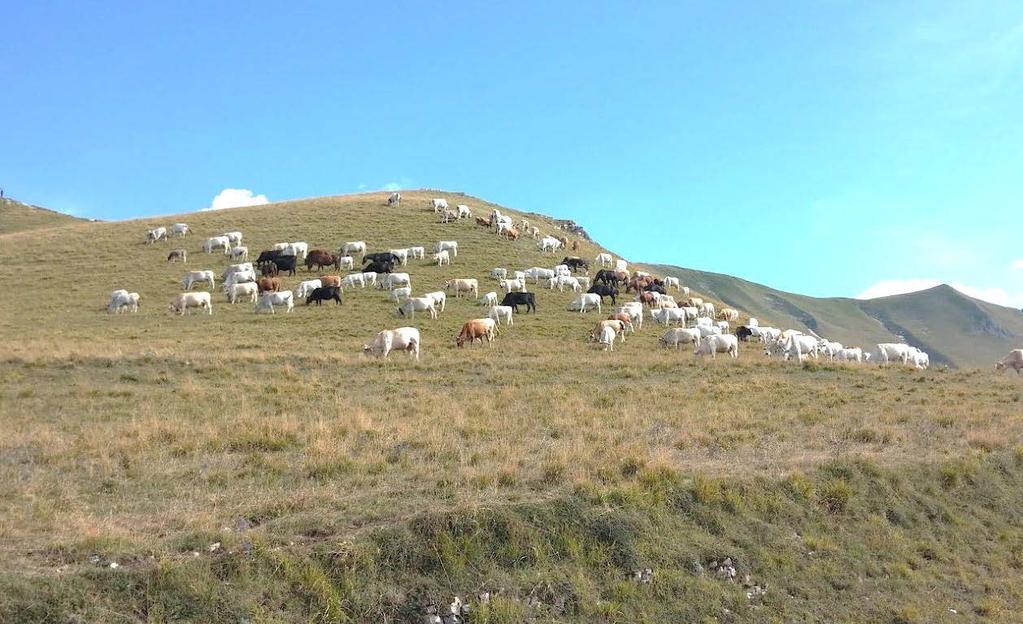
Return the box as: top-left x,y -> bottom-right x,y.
594,269 -> 627,287
636,291 -> 659,307
836,347 -> 864,362
432,198 -> 449,213
435,240 -> 458,257
389,248 -> 410,266
181,270 -> 215,290
697,324 -> 723,338
107,290 -> 140,314
223,269 -> 257,288
480,291 -> 499,307
617,302 -> 644,329
995,349 -> 1023,374
818,340 -> 843,361
476,216 -> 491,227
440,209 -> 459,223
758,327 -> 782,343
561,257 -> 589,273
167,249 -> 187,263
651,307 -> 687,326
272,255 -> 297,276
664,276 -> 681,290
257,277 -> 281,293
569,293 -> 602,313
391,286 -> 412,302
307,286 -> 343,306
364,252 -> 400,266
699,302 -> 716,318
361,271 -> 378,286
595,252 -> 613,267
296,279 -> 323,298
221,231 -> 243,245
576,276 -> 592,291
767,334 -> 819,362
432,250 -> 451,266
590,319 -> 629,344
500,278 -> 528,293
408,246 -> 425,259
503,227 -> 520,240
363,327 -> 421,360
488,305 -> 514,326
491,268 -> 508,280
363,260 -> 394,274
146,227 -> 167,244
226,281 -> 258,304
695,334 -> 739,359
169,291 -> 212,315
387,192 -> 401,207
341,273 -> 365,289
343,241 -> 367,256
456,318 -> 498,347
736,326 -> 755,342
334,255 -> 355,271
501,292 -> 536,313
717,307 -> 739,322
685,297 -> 704,309
378,273 -> 411,290
909,347 -> 930,369
538,236 -> 564,253
397,297 -> 438,320
607,313 -> 636,334
550,275 -> 582,292
553,264 -> 572,277
256,249 -> 282,265
586,284 -> 618,305
528,225 -> 541,239
594,325 -> 617,352
255,290 -> 295,314
874,343 -> 913,366
203,236 -> 231,254
170,223 -> 189,237
423,290 -> 447,312
304,250 -> 336,271
457,204 -> 472,219
524,267 -> 556,284
445,278 -> 479,298
660,327 -> 701,349
318,275 -> 342,288
228,246 -> 249,261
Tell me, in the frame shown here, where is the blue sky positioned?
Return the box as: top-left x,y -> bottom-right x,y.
3,2 -> 1022,305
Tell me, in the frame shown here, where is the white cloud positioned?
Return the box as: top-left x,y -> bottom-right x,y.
857,279 -> 1023,308
203,188 -> 269,211
383,182 -> 401,192
1012,259 -> 1023,271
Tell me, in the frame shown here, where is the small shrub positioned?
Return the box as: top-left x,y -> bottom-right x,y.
818,480 -> 851,513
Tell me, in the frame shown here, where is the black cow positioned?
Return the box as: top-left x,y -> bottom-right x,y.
363,260 -> 394,274
363,252 -> 400,266
736,326 -> 754,342
256,249 -> 282,265
272,255 -> 297,276
587,284 -> 618,304
306,286 -> 343,306
643,283 -> 666,295
501,292 -> 536,314
594,269 -> 623,286
561,257 -> 590,273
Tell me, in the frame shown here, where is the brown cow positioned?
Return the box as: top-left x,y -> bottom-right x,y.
257,277 -> 281,293
319,275 -> 342,288
305,250 -> 336,271
556,235 -> 568,247
456,318 -> 498,347
638,292 -> 658,307
475,216 -> 491,227
590,319 -> 629,343
503,227 -> 519,240
608,313 -> 636,333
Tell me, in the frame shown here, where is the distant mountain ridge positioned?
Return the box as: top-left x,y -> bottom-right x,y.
645,264 -> 1023,369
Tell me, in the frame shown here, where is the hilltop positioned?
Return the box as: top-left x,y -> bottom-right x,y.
1,191 -> 1022,622
647,264 -> 1023,369
0,196 -> 88,235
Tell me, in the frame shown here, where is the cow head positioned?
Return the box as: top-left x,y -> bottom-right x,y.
995,361 -> 1005,370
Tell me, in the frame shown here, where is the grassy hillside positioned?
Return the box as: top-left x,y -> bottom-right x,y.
2,191 -> 1022,622
647,265 -> 1023,368
0,197 -> 86,235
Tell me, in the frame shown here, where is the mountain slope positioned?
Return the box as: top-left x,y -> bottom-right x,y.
0,197 -> 87,235
647,264 -> 1023,368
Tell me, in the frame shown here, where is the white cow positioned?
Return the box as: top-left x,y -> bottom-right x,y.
748,317 -> 760,328
513,270 -> 526,281
659,327 -> 701,349
618,302 -> 644,329
569,293 -> 602,313
343,241 -> 367,256
715,321 -> 730,333
524,267 -> 556,283
757,327 -> 782,343
341,273 -> 365,289
695,334 -> 739,359
553,264 -> 571,277
680,306 -> 699,324
397,297 -> 438,320
107,290 -> 140,313
226,281 -> 258,304
432,198 -> 449,213
818,340 -> 843,361
255,290 -> 294,314
181,270 -> 215,290
576,276 -> 591,290
457,204 -> 472,219
228,246 -> 249,261
549,275 -> 581,292
432,250 -> 451,266
697,324 -> 723,338
203,236 -> 231,254
539,236 -> 564,253
695,316 -> 714,328
273,242 -> 291,252
995,349 -> 1023,374
335,256 -> 355,270
480,291 -> 498,307
169,292 -> 212,315
651,307 -> 687,326
909,347 -> 930,369
296,279 -> 323,298
874,343 -> 913,366
435,240 -> 458,257
699,302 -> 716,318
222,263 -> 253,280
836,347 -> 864,362
424,290 -> 447,312
223,269 -> 256,288
769,334 -> 819,362
389,249 -> 410,266
595,325 -> 617,352
387,192 -> 401,207
488,305 -> 514,326
664,276 -> 681,290
379,273 -> 411,290
391,286 -> 412,302
221,231 -> 243,245
595,252 -> 613,267
408,246 -> 426,260
445,278 -> 478,298
491,268 -> 508,280
360,271 -> 378,286
363,327 -> 421,361
170,223 -> 189,237
286,242 -> 309,259
146,227 -> 167,244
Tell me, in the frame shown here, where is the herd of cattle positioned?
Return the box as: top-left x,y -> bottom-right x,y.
111,196 -> 1023,371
